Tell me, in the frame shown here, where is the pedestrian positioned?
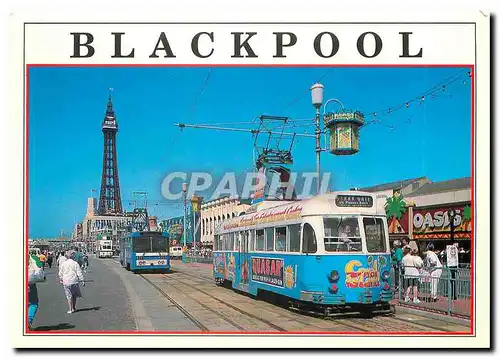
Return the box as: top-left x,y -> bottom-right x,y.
58,251 -> 68,267
424,243 -> 443,302
27,283 -> 39,331
58,251 -> 85,314
27,253 -> 46,330
73,247 -> 84,268
391,240 -> 404,289
47,252 -> 54,269
38,251 -> 46,270
402,247 -> 424,304
82,252 -> 89,273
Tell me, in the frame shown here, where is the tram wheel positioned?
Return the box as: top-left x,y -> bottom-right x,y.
126,263 -> 130,271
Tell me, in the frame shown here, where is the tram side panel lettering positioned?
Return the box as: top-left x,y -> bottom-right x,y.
251,257 -> 284,287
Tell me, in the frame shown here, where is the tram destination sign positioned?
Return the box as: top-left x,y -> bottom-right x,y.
335,195 -> 374,208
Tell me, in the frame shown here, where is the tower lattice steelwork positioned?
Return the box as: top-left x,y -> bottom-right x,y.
98,94 -> 123,215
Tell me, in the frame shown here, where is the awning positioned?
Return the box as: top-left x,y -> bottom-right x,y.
413,232 -> 471,240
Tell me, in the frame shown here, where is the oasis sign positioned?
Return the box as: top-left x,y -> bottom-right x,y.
413,206 -> 468,233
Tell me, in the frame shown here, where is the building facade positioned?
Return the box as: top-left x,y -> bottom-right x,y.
357,176 -> 431,199
200,196 -> 251,247
159,215 -> 188,246
363,177 -> 472,261
79,196 -> 132,252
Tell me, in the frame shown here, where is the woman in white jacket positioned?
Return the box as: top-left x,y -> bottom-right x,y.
425,243 -> 443,302
402,247 -> 424,304
58,251 -> 85,314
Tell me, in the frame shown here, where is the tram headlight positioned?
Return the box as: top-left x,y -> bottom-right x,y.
382,271 -> 390,281
329,270 -> 339,282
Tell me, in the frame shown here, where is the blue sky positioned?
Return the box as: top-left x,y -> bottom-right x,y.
28,66 -> 472,237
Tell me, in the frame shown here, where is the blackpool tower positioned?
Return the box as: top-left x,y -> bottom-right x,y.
98,93 -> 123,215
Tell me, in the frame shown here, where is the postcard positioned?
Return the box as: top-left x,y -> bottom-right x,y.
8,3 -> 490,349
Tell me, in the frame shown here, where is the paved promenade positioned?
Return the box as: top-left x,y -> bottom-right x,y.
32,256 -> 135,331
31,256 -> 200,332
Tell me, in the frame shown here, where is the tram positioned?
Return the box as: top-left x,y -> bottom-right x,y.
212,191 -> 393,316
169,245 -> 183,259
120,231 -> 170,273
97,238 -> 113,258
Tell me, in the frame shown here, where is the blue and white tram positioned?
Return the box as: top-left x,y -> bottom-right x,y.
120,231 -> 170,273
212,191 -> 393,316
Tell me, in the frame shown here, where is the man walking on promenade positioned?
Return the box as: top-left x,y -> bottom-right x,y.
57,251 -> 67,267
58,251 -> 85,314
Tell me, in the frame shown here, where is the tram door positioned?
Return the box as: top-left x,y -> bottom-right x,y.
237,231 -> 249,289
301,222 -> 320,288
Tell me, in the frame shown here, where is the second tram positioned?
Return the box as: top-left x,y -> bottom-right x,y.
97,238 -> 113,258
120,231 -> 170,273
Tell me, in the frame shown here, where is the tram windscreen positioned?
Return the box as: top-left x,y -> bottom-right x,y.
363,217 -> 387,253
132,234 -> 169,253
133,238 -> 151,252
151,236 -> 169,252
323,217 -> 362,252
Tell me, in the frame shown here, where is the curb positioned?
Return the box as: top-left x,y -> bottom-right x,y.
394,304 -> 471,326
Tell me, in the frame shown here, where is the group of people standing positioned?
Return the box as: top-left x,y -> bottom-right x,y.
28,248 -> 89,330
391,239 -> 443,304
36,251 -> 54,269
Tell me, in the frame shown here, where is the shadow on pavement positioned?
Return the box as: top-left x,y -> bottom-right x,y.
75,306 -> 100,313
33,323 -> 75,331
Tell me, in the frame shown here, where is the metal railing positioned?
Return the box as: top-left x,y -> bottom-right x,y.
391,265 -> 471,317
183,253 -> 214,264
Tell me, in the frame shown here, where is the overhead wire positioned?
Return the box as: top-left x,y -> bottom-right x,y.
175,68 -> 470,137
363,68 -> 470,120
281,69 -> 334,111
188,68 -> 213,119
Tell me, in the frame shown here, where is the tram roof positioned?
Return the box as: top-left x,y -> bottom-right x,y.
129,231 -> 169,238
219,191 -> 386,231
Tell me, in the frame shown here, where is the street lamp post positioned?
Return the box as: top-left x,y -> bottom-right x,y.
191,195 -> 202,263
193,198 -> 196,261
182,182 -> 187,262
310,83 -> 324,195
448,209 -> 457,300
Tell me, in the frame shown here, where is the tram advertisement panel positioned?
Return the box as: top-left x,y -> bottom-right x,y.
251,257 -> 284,287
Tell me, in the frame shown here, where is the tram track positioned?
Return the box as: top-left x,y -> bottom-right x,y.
169,269 -> 374,330
161,274 -> 288,332
169,267 -> 462,332
139,274 -> 209,332
165,272 -> 373,332
144,273 -> 251,331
